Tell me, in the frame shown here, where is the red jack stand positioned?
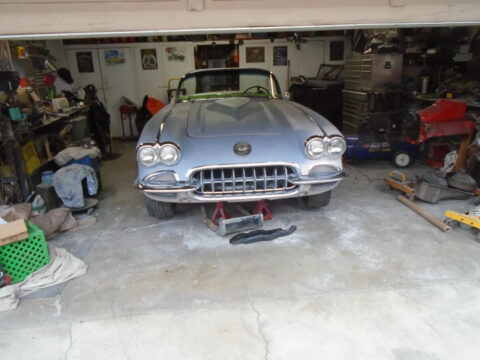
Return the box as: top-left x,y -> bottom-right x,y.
211,202 -> 230,225
253,199 -> 272,220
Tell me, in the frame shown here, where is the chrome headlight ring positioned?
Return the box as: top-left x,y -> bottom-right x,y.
158,143 -> 181,166
305,136 -> 326,159
137,145 -> 159,167
326,136 -> 346,158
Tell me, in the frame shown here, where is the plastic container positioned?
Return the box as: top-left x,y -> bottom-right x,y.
0,222 -> 50,284
41,170 -> 54,184
66,156 -> 100,171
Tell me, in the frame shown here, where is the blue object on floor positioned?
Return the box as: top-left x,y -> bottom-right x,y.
344,134 -> 419,165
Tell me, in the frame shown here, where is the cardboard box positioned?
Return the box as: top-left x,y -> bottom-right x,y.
0,219 -> 28,246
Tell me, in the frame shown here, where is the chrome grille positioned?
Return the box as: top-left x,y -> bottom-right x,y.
191,165 -> 297,196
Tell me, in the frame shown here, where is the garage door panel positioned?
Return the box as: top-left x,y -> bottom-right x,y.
1,0 -> 479,38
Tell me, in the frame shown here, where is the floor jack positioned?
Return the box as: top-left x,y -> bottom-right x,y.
201,200 -> 271,236
444,210 -> 480,242
385,171 -> 416,200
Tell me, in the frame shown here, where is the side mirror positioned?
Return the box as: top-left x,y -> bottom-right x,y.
284,91 -> 291,100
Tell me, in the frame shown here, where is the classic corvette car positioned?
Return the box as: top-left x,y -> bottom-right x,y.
135,68 -> 347,218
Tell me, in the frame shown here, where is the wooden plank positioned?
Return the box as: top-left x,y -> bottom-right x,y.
0,219 -> 28,246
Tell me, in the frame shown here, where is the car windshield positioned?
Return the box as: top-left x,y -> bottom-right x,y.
176,68 -> 281,102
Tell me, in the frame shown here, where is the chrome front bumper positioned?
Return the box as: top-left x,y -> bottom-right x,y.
134,170 -> 348,203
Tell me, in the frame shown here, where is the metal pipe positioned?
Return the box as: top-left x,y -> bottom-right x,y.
397,195 -> 451,232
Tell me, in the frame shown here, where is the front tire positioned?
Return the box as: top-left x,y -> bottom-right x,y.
302,191 -> 331,209
144,195 -> 176,219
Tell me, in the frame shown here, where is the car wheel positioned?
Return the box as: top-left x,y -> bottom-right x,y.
393,151 -> 411,168
144,195 -> 176,219
302,191 -> 331,209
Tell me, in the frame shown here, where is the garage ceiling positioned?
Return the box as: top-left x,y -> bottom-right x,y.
0,0 -> 479,39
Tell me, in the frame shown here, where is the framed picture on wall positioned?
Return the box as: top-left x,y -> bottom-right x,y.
166,46 -> 186,62
246,47 -> 265,63
141,48 -> 158,70
329,41 -> 345,61
105,49 -> 125,65
76,51 -> 94,73
273,46 -> 287,66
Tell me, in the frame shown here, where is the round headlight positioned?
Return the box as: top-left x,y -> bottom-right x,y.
137,146 -> 158,167
305,137 -> 325,159
327,137 -> 346,157
159,144 -> 180,165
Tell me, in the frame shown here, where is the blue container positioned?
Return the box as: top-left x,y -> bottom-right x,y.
66,156 -> 100,171
41,170 -> 54,184
8,107 -> 22,121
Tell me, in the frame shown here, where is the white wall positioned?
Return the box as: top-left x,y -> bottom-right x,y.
45,40 -> 68,68
59,36 -> 348,100
55,36 -> 349,136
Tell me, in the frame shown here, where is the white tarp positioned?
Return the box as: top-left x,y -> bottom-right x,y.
0,245 -> 87,312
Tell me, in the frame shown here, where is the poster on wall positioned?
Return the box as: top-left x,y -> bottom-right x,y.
104,49 -> 125,65
76,52 -> 94,73
166,46 -> 186,62
246,47 -> 265,63
141,49 -> 158,70
273,46 -> 288,66
329,41 -> 345,61
0,40 -> 12,71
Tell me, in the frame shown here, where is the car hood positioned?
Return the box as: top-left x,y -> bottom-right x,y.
186,97 -> 293,137
163,97 -> 334,139
137,97 -> 343,180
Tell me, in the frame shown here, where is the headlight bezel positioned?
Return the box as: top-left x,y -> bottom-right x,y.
137,142 -> 181,167
158,143 -> 181,166
305,135 -> 346,159
305,136 -> 326,159
136,145 -> 159,167
326,136 -> 347,158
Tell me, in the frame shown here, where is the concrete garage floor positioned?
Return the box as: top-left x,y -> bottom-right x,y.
2,141 -> 480,360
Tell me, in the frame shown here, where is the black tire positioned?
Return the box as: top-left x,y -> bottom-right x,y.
302,191 -> 331,209
144,195 -> 176,219
393,151 -> 411,168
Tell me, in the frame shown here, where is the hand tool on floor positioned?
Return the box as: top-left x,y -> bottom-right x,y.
397,195 -> 451,232
230,225 -> 297,245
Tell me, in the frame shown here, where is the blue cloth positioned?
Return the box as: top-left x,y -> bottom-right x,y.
53,164 -> 98,208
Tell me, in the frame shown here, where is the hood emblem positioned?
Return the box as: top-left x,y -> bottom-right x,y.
234,142 -> 251,156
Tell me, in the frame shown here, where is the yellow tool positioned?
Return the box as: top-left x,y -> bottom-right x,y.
444,210 -> 480,242
385,171 -> 415,200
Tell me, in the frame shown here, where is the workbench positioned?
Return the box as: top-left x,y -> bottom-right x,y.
11,106 -> 90,199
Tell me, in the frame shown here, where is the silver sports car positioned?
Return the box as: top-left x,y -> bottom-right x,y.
135,68 -> 347,218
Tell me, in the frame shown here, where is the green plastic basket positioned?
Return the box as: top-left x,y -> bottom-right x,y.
0,221 -> 50,284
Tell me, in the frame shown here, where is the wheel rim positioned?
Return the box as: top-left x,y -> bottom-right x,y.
395,153 -> 410,167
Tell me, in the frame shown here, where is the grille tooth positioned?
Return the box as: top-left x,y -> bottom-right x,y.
221,169 -> 225,194
232,168 -> 236,192
263,167 -> 267,193
192,165 -> 297,196
242,168 -> 246,193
